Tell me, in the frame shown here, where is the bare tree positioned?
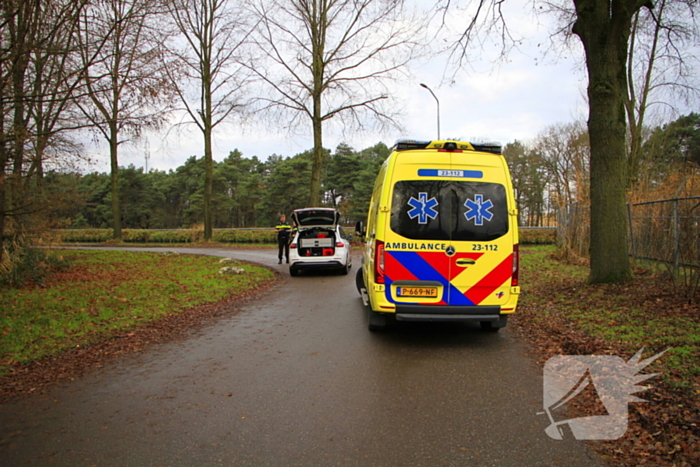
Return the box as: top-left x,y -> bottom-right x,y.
26,0 -> 93,184
626,0 -> 700,188
76,0 -> 173,240
164,0 -> 253,241
1,0 -> 37,261
569,0 -> 653,282
247,0 -> 423,206
0,0 -> 89,260
504,140 -> 550,227
441,0 -> 699,283
537,122 -> 591,259
536,122 -> 590,209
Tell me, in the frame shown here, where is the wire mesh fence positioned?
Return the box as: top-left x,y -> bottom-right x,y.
555,197 -> 700,271
628,196 -> 700,271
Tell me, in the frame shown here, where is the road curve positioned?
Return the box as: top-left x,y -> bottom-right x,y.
0,247 -> 602,466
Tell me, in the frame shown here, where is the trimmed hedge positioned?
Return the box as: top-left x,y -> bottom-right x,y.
519,228 -> 556,245
213,229 -> 276,244
55,229 -> 276,244
55,227 -> 554,245
144,230 -> 202,243
122,230 -> 151,243
58,229 -> 113,243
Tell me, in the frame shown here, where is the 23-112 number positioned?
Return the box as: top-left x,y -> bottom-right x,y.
472,244 -> 498,251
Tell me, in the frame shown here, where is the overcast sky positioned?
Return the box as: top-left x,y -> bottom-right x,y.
83,0 -> 590,173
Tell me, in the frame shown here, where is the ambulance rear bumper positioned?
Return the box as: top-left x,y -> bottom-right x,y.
394,304 -> 502,322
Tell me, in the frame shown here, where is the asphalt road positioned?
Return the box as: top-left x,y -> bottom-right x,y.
0,248 -> 603,466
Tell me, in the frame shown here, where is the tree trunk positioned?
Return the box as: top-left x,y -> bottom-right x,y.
573,0 -> 647,283
5,7 -> 31,250
203,51 -> 213,241
204,124 -> 213,241
310,111 -> 323,207
0,138 -> 6,263
308,0 -> 325,208
309,50 -> 324,207
625,1 -> 663,188
109,121 -> 121,240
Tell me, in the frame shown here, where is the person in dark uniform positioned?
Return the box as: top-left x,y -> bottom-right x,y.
275,214 -> 292,264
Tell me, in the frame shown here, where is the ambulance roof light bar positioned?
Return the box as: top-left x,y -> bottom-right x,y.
392,139 -> 503,155
392,139 -> 431,151
472,142 -> 503,154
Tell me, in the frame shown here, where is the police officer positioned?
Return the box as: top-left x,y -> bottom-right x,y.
275,214 -> 292,264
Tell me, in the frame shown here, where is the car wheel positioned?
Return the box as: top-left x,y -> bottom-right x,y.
368,308 -> 387,332
340,262 -> 349,275
355,268 -> 365,294
290,266 -> 299,277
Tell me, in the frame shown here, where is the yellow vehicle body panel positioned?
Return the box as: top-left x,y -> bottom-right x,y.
362,140 -> 520,319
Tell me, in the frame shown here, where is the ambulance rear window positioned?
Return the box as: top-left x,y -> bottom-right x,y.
390,181 -> 508,241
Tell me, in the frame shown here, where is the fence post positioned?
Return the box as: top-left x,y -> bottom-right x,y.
673,199 -> 680,272
556,209 -> 563,247
627,203 -> 636,261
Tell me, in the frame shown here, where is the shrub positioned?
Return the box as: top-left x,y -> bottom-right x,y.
213,229 -> 276,244
519,228 -> 556,245
147,230 -> 202,243
59,229 -> 113,243
55,228 -> 280,244
0,241 -> 69,288
122,230 -> 151,243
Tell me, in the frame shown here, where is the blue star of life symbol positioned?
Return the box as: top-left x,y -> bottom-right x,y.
407,192 -> 439,224
464,194 -> 494,226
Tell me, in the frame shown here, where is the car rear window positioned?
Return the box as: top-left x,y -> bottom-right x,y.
295,209 -> 336,226
390,180 -> 508,241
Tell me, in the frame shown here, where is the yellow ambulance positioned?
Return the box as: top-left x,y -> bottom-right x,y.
355,140 -> 520,331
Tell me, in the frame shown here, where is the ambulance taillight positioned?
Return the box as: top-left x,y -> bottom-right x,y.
512,244 -> 519,286
374,240 -> 386,284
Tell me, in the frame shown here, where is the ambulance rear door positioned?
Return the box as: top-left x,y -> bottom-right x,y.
447,179 -> 513,307
388,165 -> 513,307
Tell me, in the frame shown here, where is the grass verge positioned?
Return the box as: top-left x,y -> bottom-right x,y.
514,245 -> 699,467
0,250 -> 275,373
517,245 -> 699,389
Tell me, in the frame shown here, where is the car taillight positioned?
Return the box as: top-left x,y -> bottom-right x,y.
336,242 -> 344,248
512,244 -> 519,286
375,240 -> 385,284
290,243 -> 297,248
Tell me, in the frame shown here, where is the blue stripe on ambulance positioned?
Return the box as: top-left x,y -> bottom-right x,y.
385,251 -> 476,306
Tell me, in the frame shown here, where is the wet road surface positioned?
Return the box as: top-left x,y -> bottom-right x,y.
0,248 -> 603,466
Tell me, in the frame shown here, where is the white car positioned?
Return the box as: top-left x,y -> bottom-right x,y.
289,208 -> 352,276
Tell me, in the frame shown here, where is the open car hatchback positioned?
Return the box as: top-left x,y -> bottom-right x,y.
289,208 -> 352,276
